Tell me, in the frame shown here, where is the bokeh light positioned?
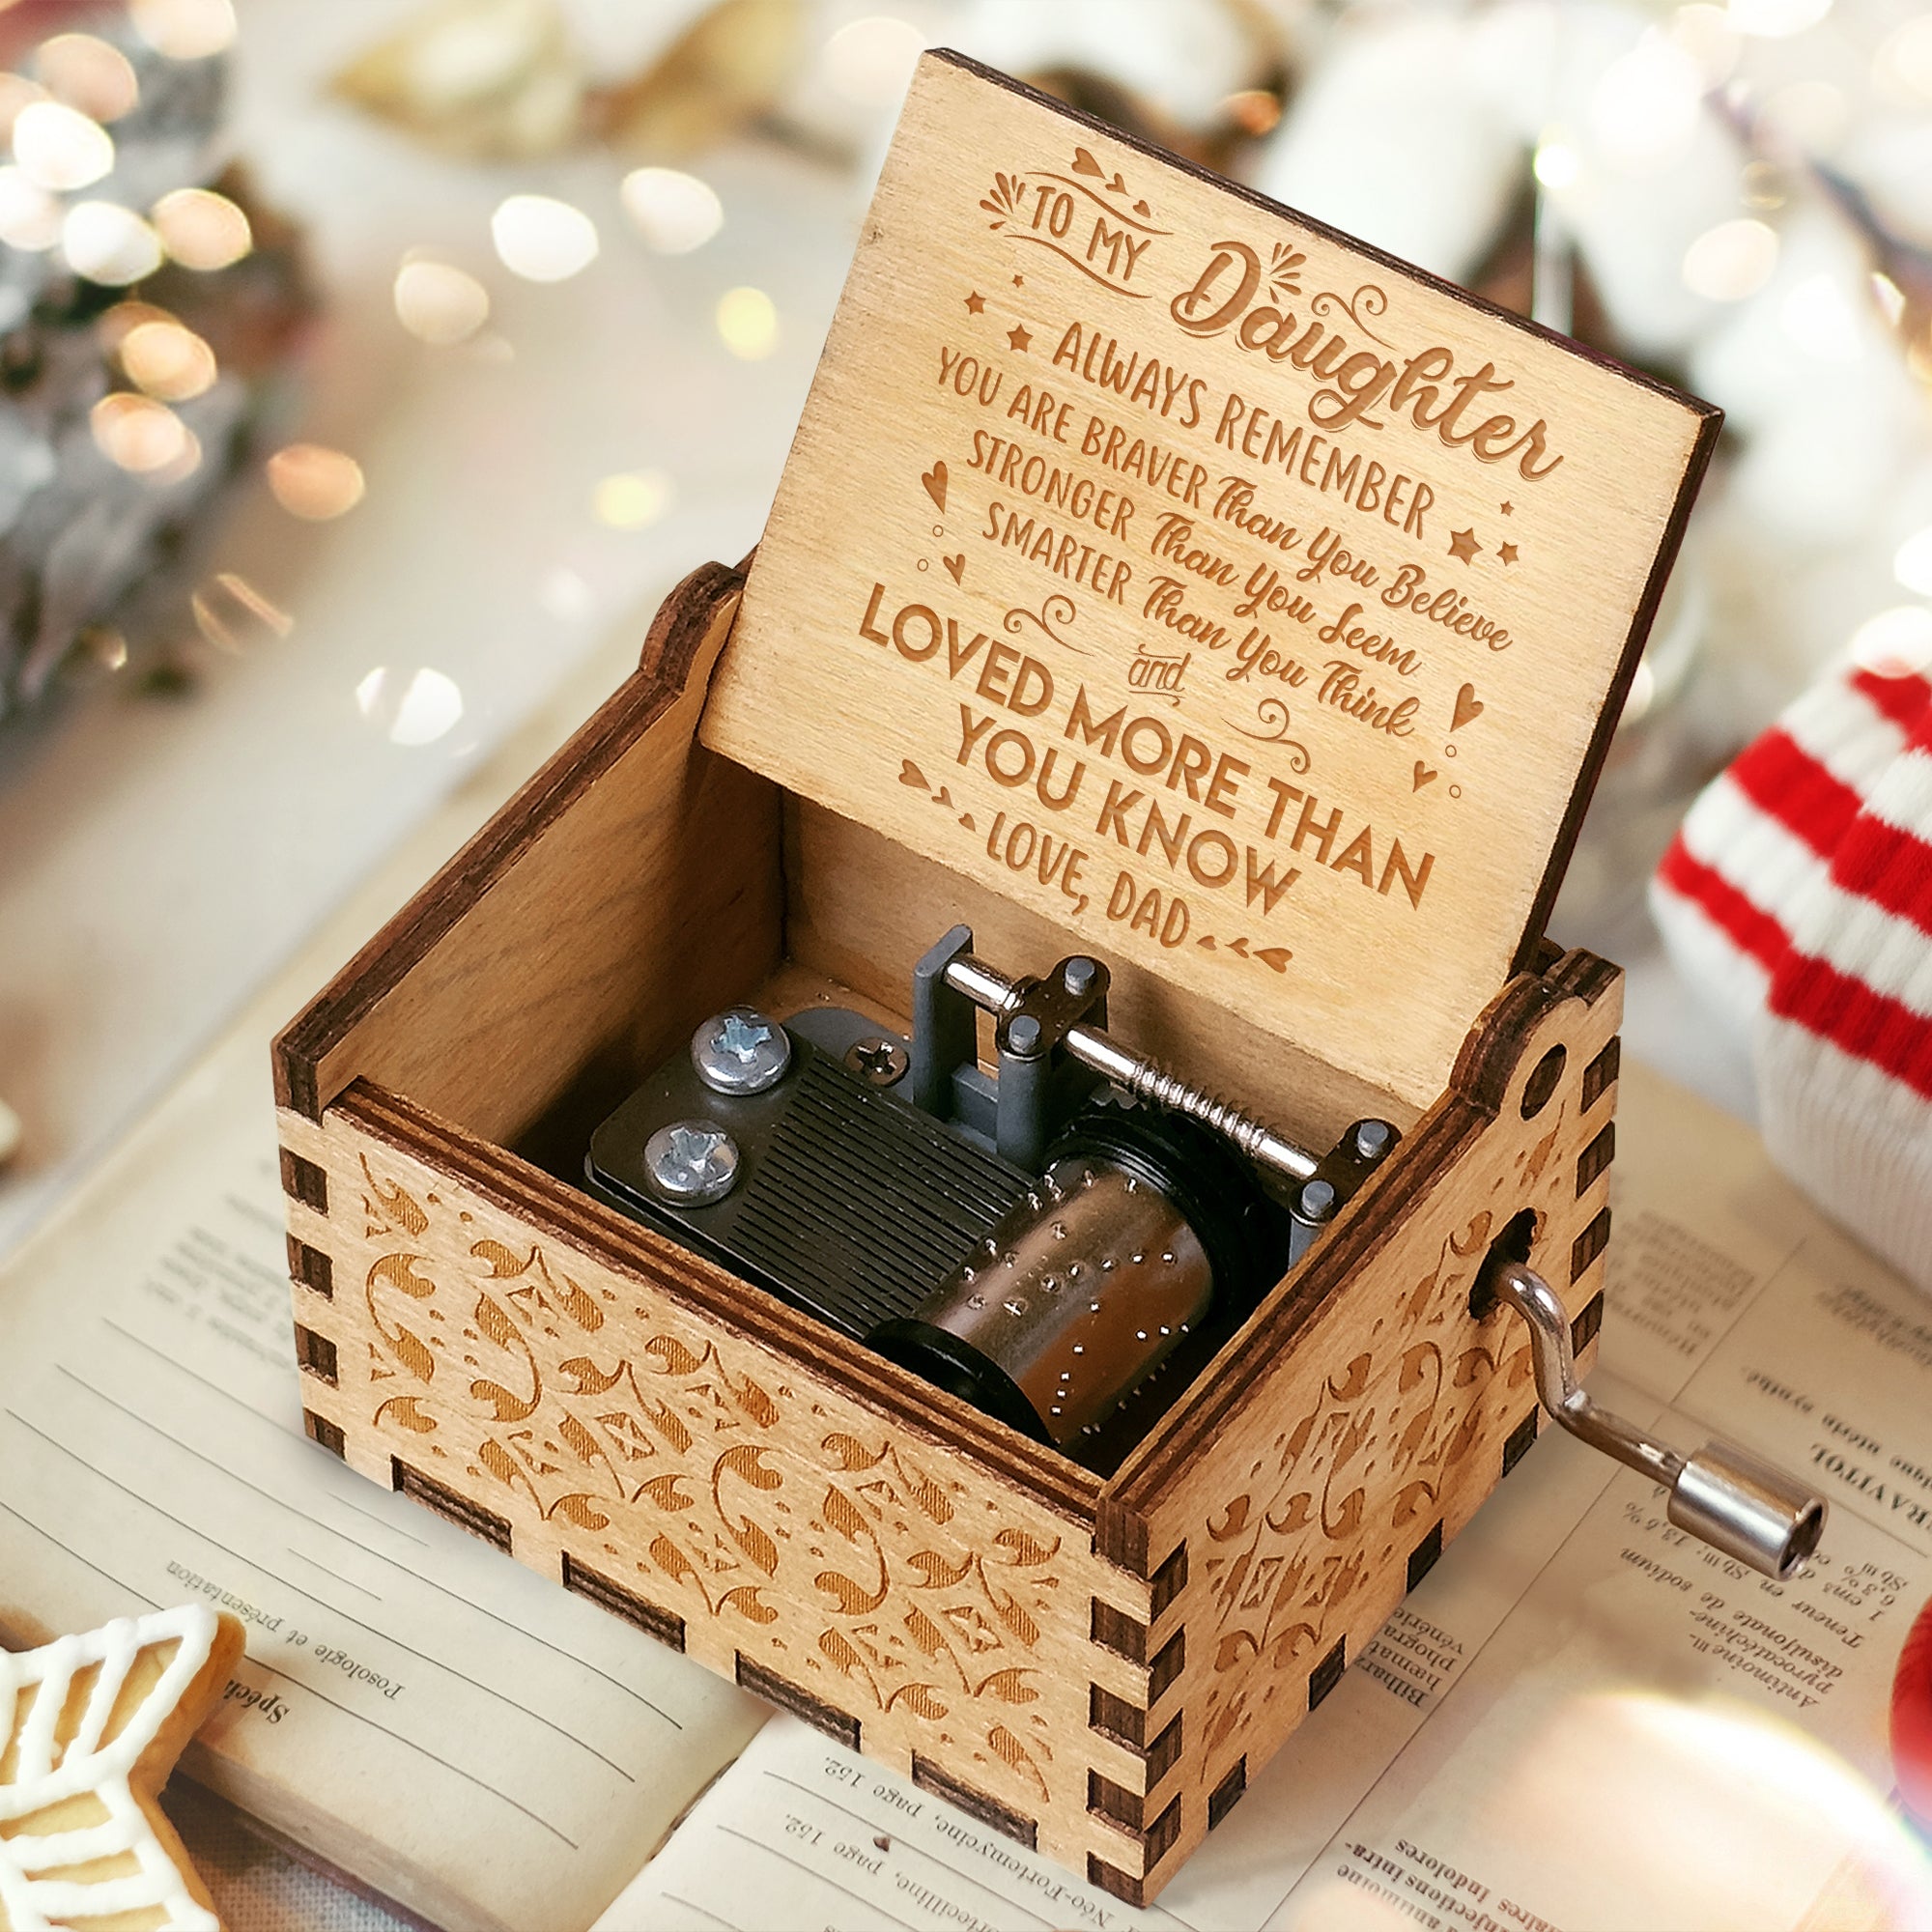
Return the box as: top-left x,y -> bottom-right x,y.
1590,39 -> 1702,174
619,168 -> 723,255
267,443 -> 366,520
1759,79 -> 1849,155
1727,0 -> 1833,37
716,285 -> 777,359
355,665 -> 464,746
62,201 -> 162,284
153,186 -> 251,270
91,391 -> 189,472
393,259 -> 490,345
128,0 -> 237,62
821,16 -> 925,107
593,469 -> 672,529
119,317 -> 216,400
37,35 -> 139,123
14,99 -> 113,191
1893,529 -> 1932,596
1683,218 -> 1779,301
1532,139 -> 1579,190
193,572 -> 290,651
0,166 -> 62,250
491,194 -> 597,282
0,76 -> 48,146
1781,274 -> 1862,361
1877,14 -> 1932,100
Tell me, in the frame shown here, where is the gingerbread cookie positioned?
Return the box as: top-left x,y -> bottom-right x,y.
0,1604 -> 245,1931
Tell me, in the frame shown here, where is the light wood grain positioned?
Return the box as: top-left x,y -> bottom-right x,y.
784,796 -> 1415,1149
700,50 -> 1716,1112
283,1086 -> 1147,1886
1098,953 -> 1621,1891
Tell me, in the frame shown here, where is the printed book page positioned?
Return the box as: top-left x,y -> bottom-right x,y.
594,1059 -> 1932,1932
0,640 -> 772,1932
0,1009 -> 765,1932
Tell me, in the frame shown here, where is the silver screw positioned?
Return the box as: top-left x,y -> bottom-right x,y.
844,1035 -> 909,1087
644,1121 -> 740,1205
692,1008 -> 791,1095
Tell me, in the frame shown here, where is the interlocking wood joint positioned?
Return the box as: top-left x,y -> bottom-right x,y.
1577,1122 -> 1616,1197
293,1324 -> 339,1386
911,1755 -> 1037,1849
1501,1410 -> 1541,1478
1091,1598 -> 1149,1664
1571,1206 -> 1613,1283
561,1554 -> 686,1652
285,1234 -> 333,1299
1582,1037 -> 1622,1112
1570,1290 -> 1607,1357
736,1657 -> 860,1750
391,1457 -> 512,1555
1308,1636 -> 1347,1711
1207,1758 -> 1247,1831
1406,1520 -> 1445,1591
279,1148 -> 328,1213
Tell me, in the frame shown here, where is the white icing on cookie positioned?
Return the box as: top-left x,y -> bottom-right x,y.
0,1604 -> 224,1931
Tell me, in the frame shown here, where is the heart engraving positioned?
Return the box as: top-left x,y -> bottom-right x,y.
921,462 -> 948,512
898,758 -> 928,789
1412,761 -> 1438,790
1453,684 -> 1484,732
943,554 -> 965,583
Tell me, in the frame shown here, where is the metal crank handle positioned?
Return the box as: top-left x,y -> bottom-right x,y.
940,952 -> 1321,1184
1492,1262 -> 1828,1582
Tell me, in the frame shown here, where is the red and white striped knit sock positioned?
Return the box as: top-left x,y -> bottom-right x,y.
1651,658 -> 1932,1293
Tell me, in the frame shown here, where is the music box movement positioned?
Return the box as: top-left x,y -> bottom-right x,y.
273,49 -> 1829,1903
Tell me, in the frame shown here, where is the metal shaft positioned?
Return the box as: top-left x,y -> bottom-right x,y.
1492,1262 -> 1827,1581
941,952 -> 1320,1183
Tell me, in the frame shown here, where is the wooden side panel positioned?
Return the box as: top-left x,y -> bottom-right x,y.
273,563 -> 782,1145
277,1091 -> 1162,1881
1079,953 -> 1621,1900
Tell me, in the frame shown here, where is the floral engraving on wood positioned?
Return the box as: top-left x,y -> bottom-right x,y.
1197,1204 -> 1535,1765
352,1154 -> 1070,1814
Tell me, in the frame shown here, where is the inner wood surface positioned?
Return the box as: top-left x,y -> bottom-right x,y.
781,796 -> 1417,1150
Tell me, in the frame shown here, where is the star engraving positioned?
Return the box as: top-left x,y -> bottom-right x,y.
1448,527 -> 1481,565
964,291 -> 984,314
1498,541 -> 1519,565
1499,500 -> 1514,515
1008,323 -> 1032,352
1012,273 -> 1024,286
717,1012 -> 773,1060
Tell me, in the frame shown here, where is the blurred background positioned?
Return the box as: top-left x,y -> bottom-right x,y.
1,0 -> 1929,1256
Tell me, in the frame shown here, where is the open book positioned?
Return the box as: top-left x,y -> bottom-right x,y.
0,991 -> 765,1932
594,1061 -> 1932,1932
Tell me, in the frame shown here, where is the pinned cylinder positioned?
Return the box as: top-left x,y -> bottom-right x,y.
871,1104 -> 1284,1447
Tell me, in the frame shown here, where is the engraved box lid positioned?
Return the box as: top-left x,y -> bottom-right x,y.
699,51 -> 1719,1113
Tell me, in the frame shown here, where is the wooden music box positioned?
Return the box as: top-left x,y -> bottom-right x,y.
272,54 -> 1823,1904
